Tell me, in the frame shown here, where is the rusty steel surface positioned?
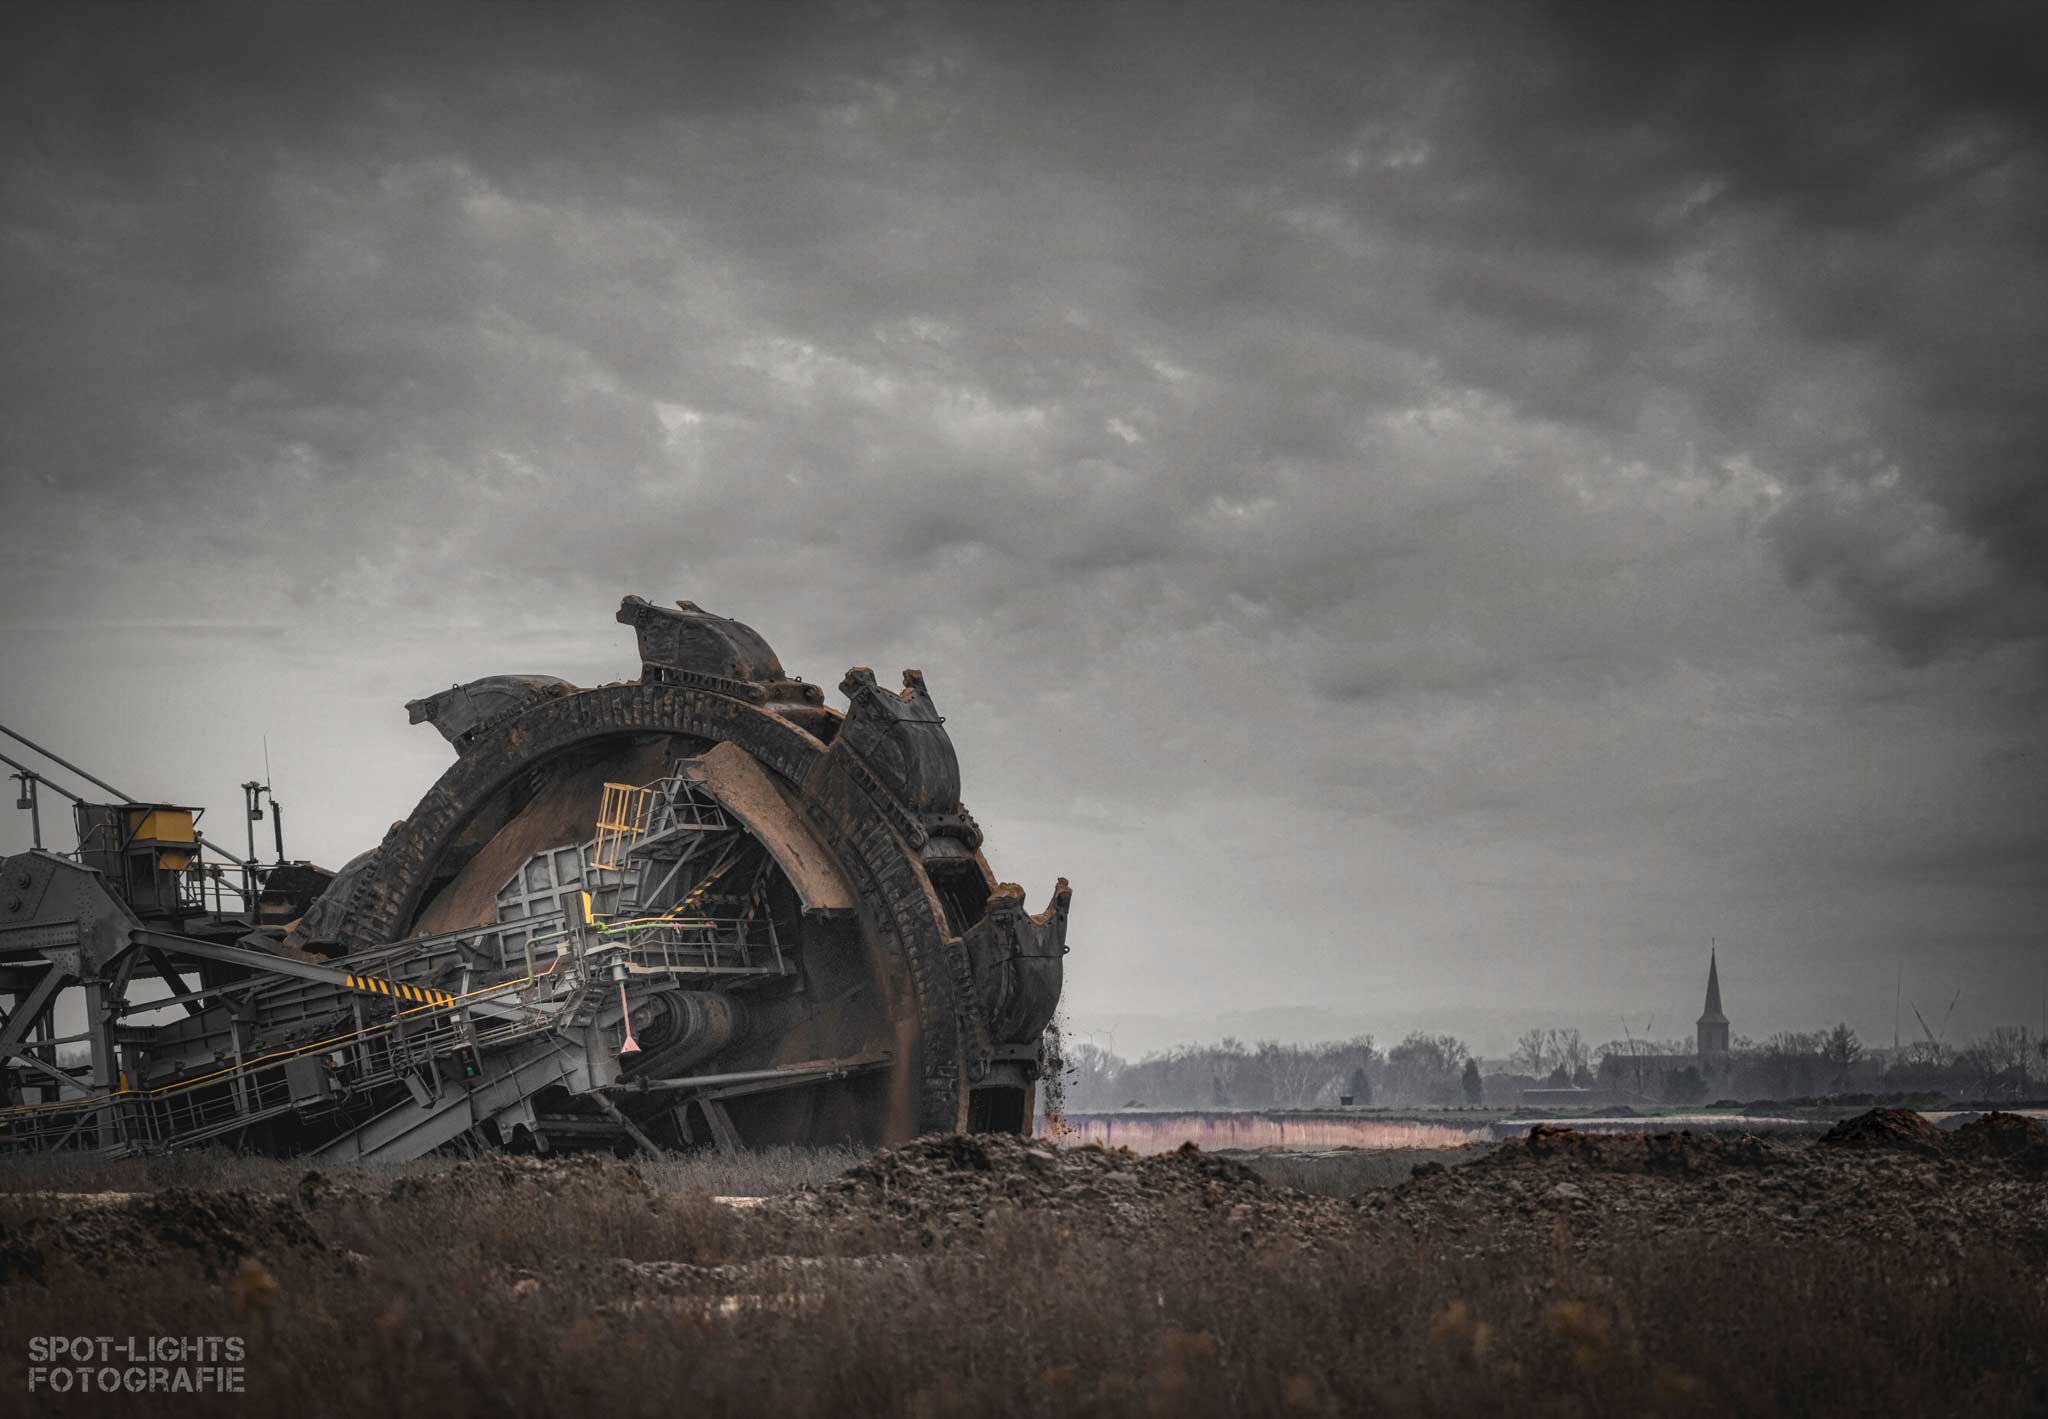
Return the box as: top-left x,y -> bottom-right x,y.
283,595 -> 1069,1147
681,742 -> 858,915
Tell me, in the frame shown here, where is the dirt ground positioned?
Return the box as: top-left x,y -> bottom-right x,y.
2,1110 -> 2044,1416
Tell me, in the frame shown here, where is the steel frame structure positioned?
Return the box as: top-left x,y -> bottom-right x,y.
2,596 -> 1070,1159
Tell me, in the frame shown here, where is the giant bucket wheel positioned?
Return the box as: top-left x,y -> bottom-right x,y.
290,597 -> 1068,1145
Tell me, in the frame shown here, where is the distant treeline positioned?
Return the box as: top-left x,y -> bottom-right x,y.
1046,1031 -> 1480,1113
1046,1021 -> 2047,1113
1594,1024 -> 2046,1105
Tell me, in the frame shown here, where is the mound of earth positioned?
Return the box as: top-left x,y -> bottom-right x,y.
1492,1124 -> 1779,1175
1818,1107 -> 1949,1155
1949,1111 -> 2048,1168
1360,1118 -> 2048,1262
10,1188 -> 323,1279
774,1133 -> 1344,1245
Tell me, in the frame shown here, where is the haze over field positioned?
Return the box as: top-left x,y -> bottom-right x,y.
3,2 -> 2044,1057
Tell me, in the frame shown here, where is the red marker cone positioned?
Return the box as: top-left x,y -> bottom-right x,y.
618,982 -> 641,1056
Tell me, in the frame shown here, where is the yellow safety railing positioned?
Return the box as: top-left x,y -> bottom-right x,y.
1,954 -> 565,1121
592,782 -> 656,871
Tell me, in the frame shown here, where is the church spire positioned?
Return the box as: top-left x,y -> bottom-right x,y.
1697,949 -> 1730,1056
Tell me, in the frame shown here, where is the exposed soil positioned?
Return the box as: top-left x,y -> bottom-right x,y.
1510,1122 -> 1780,1173
3,1187 -> 324,1281
741,1110 -> 2048,1265
769,1132 -> 1352,1248
1360,1111 -> 2048,1262
378,1149 -> 661,1202
5,1109 -> 2045,1286
1948,1110 -> 2048,1166
2,1110 -> 2046,1415
1819,1105 -> 1951,1154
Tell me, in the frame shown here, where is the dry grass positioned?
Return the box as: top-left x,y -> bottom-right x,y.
2,1146 -> 2043,1417
634,1142 -> 871,1196
5,1212 -> 2042,1417
4,1171 -> 2048,1408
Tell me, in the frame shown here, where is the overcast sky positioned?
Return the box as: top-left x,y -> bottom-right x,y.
4,2 -> 2044,1059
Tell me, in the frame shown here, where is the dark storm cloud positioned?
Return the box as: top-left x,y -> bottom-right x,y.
3,0 -> 2043,1043
1476,3 -> 2048,664
9,2 -> 2041,656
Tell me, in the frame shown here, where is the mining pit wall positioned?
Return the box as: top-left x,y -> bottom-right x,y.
1047,1110 -> 1493,1154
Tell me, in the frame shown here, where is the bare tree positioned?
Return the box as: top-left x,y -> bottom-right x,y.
1974,1026 -> 2035,1098
1210,1037 -> 1250,1105
1545,1027 -> 1590,1077
1508,1027 -> 1590,1078
1385,1033 -> 1473,1105
1510,1028 -> 1551,1077
1757,1032 -> 1823,1095
1902,1038 -> 1955,1070
1260,1039 -> 1327,1107
1982,1025 -> 2031,1070
1955,1042 -> 2005,1099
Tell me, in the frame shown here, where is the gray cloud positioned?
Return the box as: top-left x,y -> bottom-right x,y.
3,0 -> 2044,1050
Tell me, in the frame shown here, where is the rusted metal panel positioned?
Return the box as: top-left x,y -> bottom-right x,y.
682,742 -> 857,914
405,675 -> 573,754
960,878 -> 1069,1045
409,737 -> 674,937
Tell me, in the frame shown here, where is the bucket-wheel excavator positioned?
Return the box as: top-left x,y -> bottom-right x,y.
0,597 -> 1069,1160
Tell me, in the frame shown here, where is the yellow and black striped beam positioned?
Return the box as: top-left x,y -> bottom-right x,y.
344,975 -> 457,1008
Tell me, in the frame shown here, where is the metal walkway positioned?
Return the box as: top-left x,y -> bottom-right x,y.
1,772 -> 802,1161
